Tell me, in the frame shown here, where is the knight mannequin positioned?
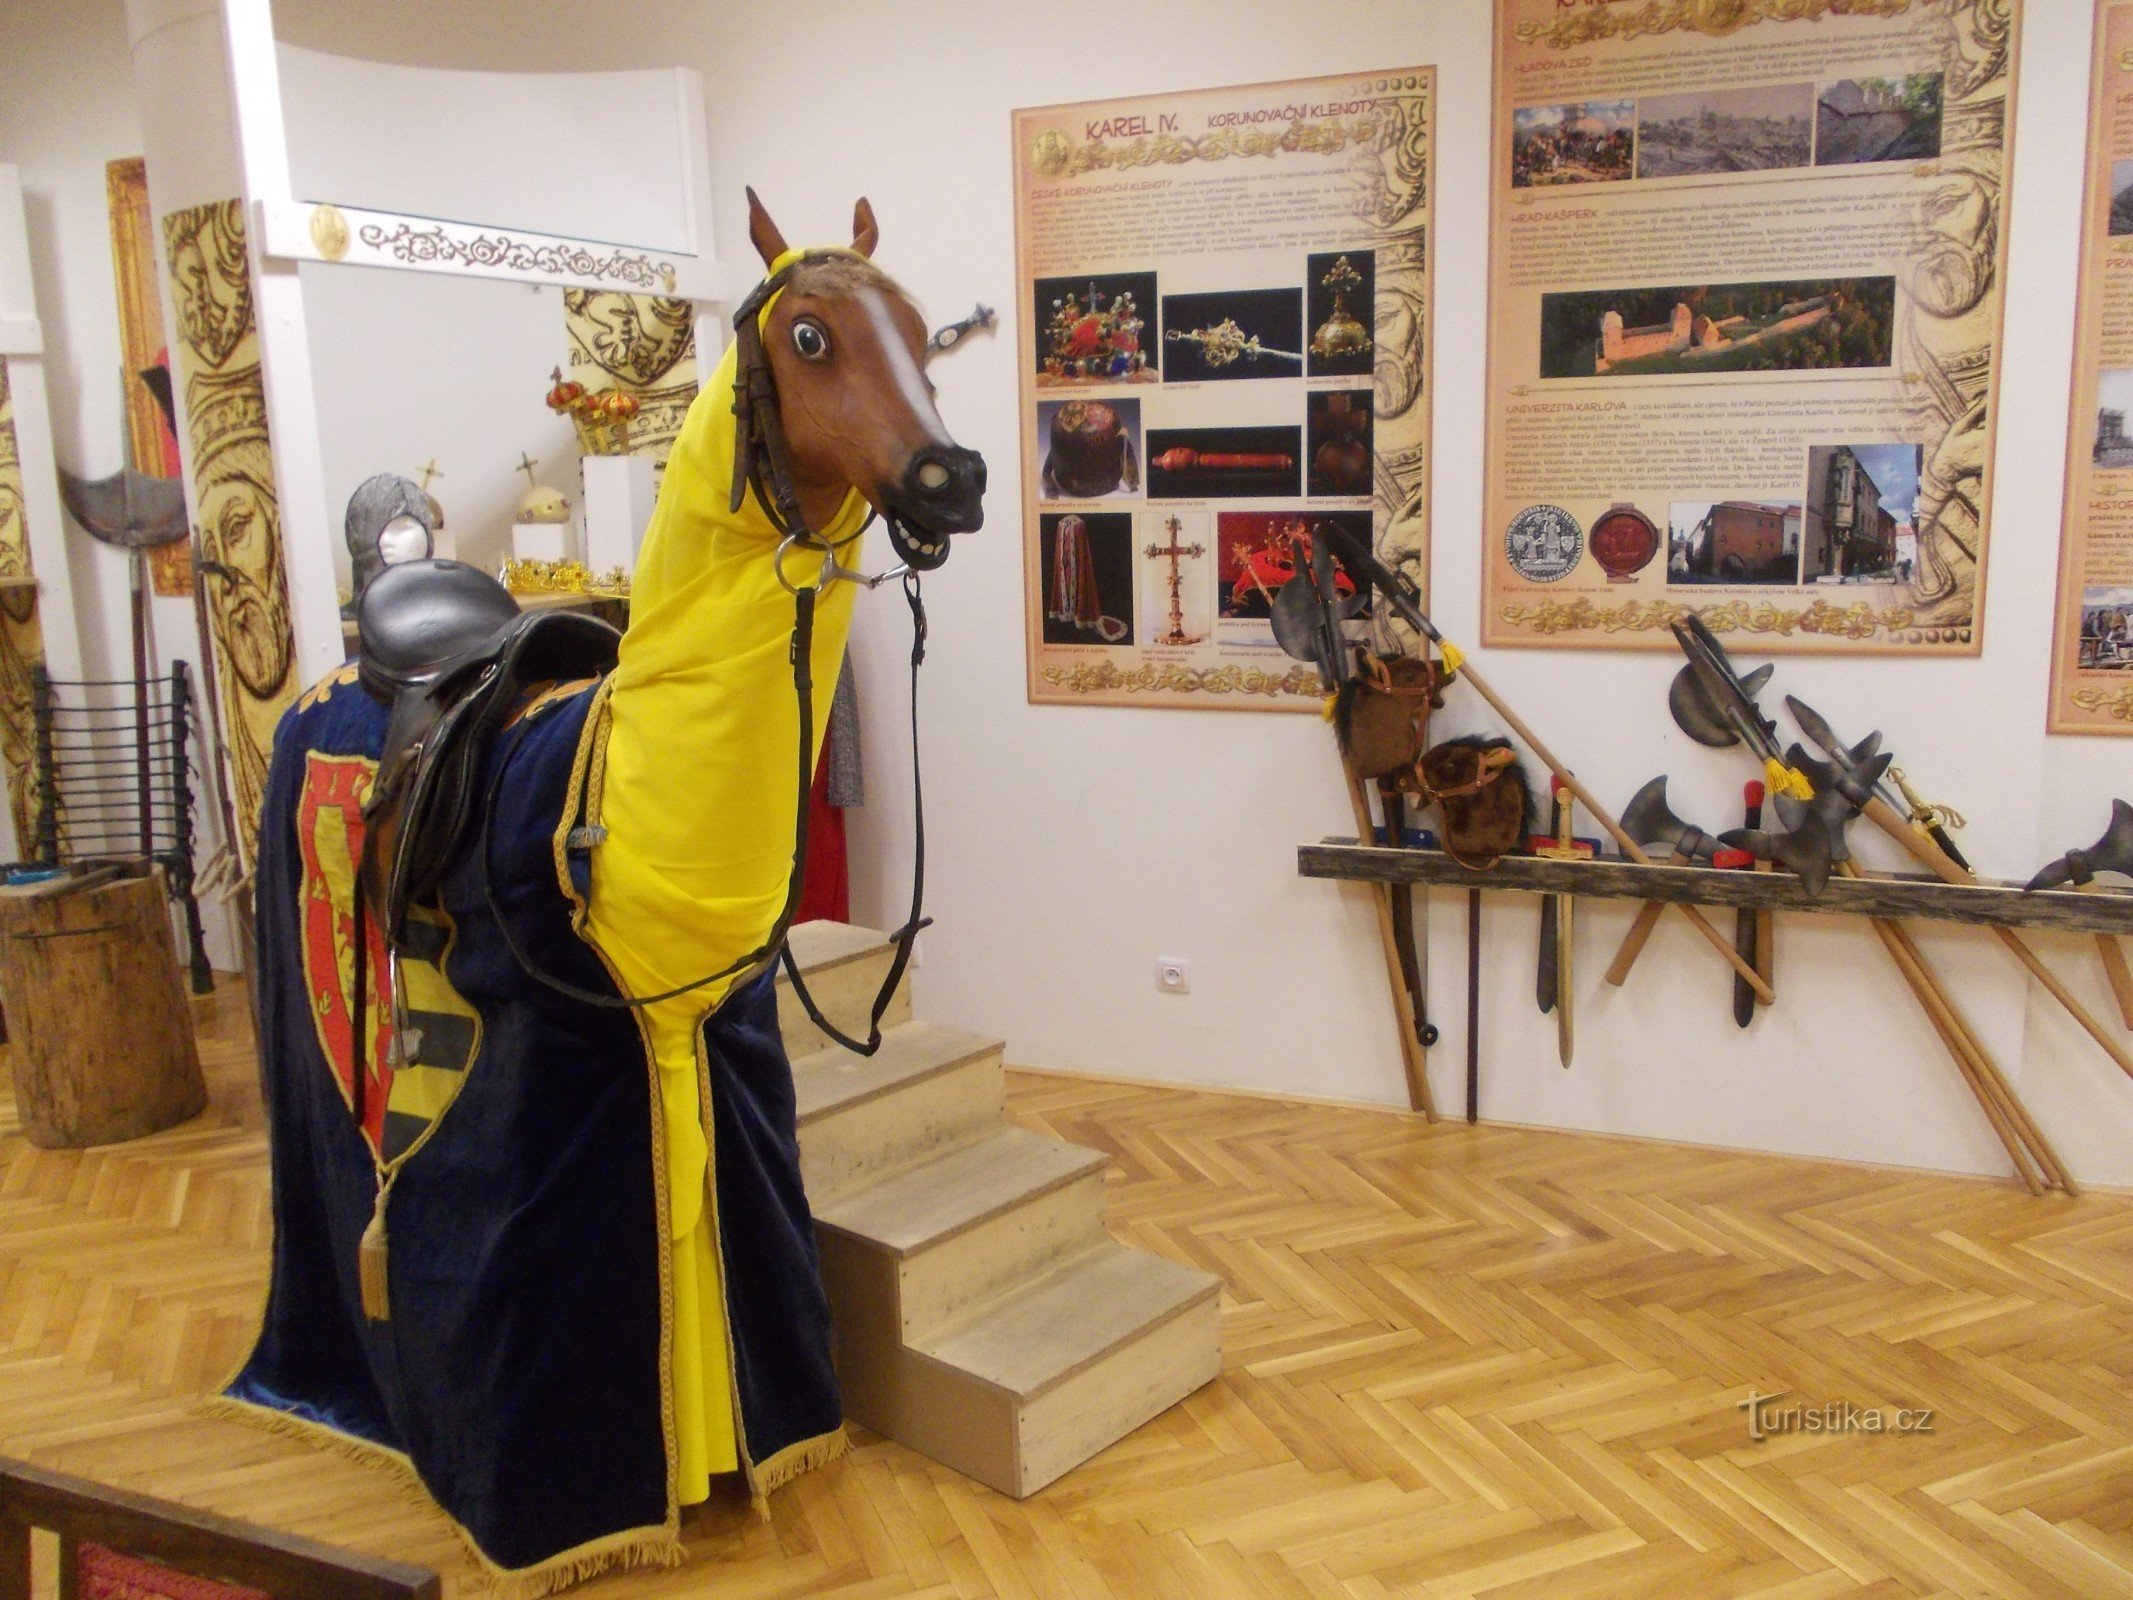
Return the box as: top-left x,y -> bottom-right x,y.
344,473 -> 438,605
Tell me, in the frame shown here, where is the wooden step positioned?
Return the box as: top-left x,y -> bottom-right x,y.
814,1126 -> 1108,1340
782,922 -> 1221,1500
778,921 -> 911,1058
792,1021 -> 1004,1202
838,1242 -> 1221,1498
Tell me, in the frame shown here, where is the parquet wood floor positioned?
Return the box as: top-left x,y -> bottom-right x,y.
4,985 -> 2132,1598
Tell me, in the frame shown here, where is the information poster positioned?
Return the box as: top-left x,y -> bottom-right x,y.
1013,70 -> 1433,709
1482,0 -> 2017,655
2050,1 -> 2133,735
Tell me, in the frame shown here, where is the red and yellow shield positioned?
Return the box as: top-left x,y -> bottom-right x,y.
297,751 -> 398,1154
296,749 -> 481,1168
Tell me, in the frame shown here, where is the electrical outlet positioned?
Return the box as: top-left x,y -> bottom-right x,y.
1156,957 -> 1191,994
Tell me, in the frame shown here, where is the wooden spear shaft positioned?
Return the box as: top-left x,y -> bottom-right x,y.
1837,860 -> 2070,1193
1344,770 -> 1438,1121
1875,910 -> 2076,1195
1861,795 -> 2133,1081
1446,655 -> 1776,1004
1868,911 -> 2044,1194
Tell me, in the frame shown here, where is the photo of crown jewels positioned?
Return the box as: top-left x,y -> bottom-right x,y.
1310,255 -> 1372,361
1164,317 -> 1303,367
1042,282 -> 1149,379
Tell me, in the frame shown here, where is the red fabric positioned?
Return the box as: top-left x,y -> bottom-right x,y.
151,349 -> 183,474
796,751 -> 848,925
78,1544 -> 268,1600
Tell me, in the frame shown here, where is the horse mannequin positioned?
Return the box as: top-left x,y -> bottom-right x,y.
586,188 -> 984,1508
225,191 -> 986,1588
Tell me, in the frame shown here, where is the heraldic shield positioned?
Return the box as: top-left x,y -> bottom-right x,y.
295,749 -> 480,1166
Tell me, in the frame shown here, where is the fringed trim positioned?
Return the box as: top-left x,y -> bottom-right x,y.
745,1427 -> 847,1517
471,1526 -> 686,1600
195,1394 -> 429,1499
197,1394 -> 686,1597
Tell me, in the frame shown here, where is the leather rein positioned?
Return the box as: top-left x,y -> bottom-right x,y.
478,254 -> 930,1057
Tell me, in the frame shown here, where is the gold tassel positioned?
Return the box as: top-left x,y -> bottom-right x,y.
358,1179 -> 392,1322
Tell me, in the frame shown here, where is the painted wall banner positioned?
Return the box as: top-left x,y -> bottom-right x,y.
1482,0 -> 2017,654
2050,1 -> 2133,734
561,289 -> 699,473
1012,69 -> 1434,709
0,361 -> 48,851
161,198 -> 299,862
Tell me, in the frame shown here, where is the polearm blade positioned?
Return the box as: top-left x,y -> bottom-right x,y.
57,468 -> 189,549
1785,694 -> 1970,871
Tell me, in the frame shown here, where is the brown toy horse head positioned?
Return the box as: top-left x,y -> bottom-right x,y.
743,188 -> 985,569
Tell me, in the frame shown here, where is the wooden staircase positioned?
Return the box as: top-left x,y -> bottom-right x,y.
777,922 -> 1221,1497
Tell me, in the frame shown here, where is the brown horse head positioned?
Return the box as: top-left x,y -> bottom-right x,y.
744,188 -> 985,569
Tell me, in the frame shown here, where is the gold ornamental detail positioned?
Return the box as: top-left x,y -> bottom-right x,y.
1498,597 -> 1919,641
2070,685 -> 2133,724
1039,661 -> 1322,698
354,222 -> 673,291
1515,0 -> 1917,49
1032,108 -> 1415,181
308,204 -> 350,261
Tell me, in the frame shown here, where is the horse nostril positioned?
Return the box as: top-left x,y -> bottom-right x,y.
917,460 -> 952,492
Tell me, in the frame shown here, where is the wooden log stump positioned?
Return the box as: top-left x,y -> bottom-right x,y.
0,872 -> 205,1148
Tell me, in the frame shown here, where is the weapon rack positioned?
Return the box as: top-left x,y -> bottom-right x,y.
27,662 -> 212,992
1298,840 -> 2133,937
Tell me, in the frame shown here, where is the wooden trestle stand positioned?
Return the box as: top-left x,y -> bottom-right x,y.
1298,842 -> 2133,1195
0,869 -> 205,1148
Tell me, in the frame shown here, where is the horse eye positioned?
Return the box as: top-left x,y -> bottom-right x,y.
791,319 -> 830,360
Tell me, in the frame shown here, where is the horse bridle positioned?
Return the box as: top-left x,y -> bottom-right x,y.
475,255 -> 935,1057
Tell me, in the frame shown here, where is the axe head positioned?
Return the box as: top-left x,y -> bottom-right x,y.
1667,658 -> 1773,748
2026,797 -> 2133,889
1725,813 -> 1835,896
57,466 -> 189,548
1271,543 -> 1366,689
1619,775 -> 1716,859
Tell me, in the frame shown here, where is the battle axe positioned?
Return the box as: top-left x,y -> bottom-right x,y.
1788,696 -> 2133,1081
2027,800 -> 2133,1031
1603,776 -> 1718,986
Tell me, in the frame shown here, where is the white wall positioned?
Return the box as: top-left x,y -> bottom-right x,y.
6,0 -> 2129,1183
686,0 -> 2133,1188
0,0 -> 152,688
0,0 -> 241,968
298,264 -> 582,584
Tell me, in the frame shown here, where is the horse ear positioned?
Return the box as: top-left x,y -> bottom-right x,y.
850,198 -> 879,259
745,187 -> 788,269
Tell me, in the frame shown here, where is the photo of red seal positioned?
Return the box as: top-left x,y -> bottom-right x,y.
1589,503 -> 1660,582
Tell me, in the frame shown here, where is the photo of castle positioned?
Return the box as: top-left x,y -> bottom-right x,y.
1802,443 -> 1919,583
1635,84 -> 1811,178
1539,277 -> 1896,379
1668,500 -> 1801,586
2096,369 -> 2133,468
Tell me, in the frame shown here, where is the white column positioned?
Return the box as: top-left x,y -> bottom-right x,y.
0,166 -> 85,684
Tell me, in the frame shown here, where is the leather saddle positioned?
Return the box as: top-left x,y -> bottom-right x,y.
355,559 -> 620,952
